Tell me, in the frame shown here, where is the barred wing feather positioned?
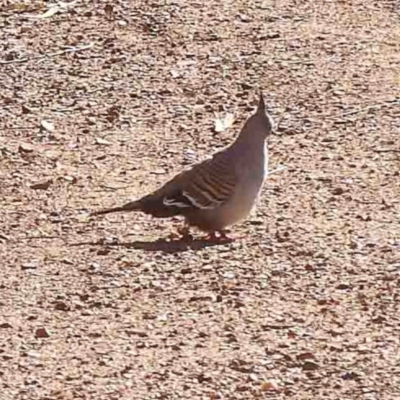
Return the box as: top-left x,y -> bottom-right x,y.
162,152 -> 237,210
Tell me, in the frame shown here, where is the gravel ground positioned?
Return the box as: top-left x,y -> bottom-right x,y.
1,1 -> 399,399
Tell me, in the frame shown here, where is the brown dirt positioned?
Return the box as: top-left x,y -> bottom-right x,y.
1,1 -> 399,399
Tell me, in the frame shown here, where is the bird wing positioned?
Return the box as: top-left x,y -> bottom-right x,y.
158,150 -> 238,211
91,151 -> 238,219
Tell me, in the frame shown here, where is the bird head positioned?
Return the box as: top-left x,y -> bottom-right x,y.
234,91 -> 274,146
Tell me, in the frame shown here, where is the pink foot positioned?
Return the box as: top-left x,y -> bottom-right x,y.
206,231 -> 234,243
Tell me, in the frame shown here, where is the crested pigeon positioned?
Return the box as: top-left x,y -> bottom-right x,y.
91,92 -> 273,241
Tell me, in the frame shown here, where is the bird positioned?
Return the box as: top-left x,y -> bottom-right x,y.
91,92 -> 274,241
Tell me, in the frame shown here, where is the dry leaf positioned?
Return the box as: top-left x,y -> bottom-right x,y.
95,137 -> 112,145
41,120 -> 55,132
77,215 -> 90,223
30,1 -> 79,19
36,6 -> 61,19
214,113 -> 235,133
260,380 -> 280,392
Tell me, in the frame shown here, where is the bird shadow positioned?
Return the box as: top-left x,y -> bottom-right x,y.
70,237 -> 233,253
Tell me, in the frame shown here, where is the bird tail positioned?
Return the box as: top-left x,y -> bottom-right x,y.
90,200 -> 142,216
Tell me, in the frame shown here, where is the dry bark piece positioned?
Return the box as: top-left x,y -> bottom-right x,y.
332,187 -> 345,195
21,104 -> 32,114
35,328 -> 50,338
104,4 -> 114,19
30,179 -> 53,190
297,352 -> 317,361
21,262 -> 38,270
54,301 -> 71,311
18,143 -> 35,153
301,360 -> 320,371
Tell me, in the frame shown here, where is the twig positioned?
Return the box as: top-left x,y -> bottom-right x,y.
373,148 -> 400,153
262,324 -> 296,329
99,184 -> 131,191
275,59 -> 314,66
0,126 -> 37,131
0,42 -> 94,65
327,98 -> 400,119
69,241 -> 102,247
20,236 -> 65,241
268,166 -> 287,175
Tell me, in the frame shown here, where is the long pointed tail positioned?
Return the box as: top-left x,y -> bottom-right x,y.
90,200 -> 141,216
